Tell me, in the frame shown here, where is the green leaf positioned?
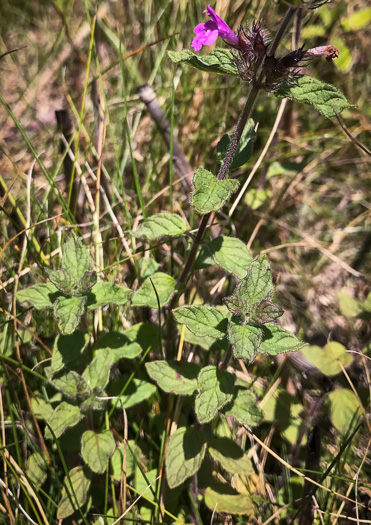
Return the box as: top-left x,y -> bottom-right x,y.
217,119 -> 256,169
183,327 -> 229,353
224,388 -> 263,426
260,324 -> 306,355
109,378 -> 157,409
45,402 -> 83,439
57,466 -> 91,519
338,291 -> 363,318
96,331 -> 142,361
235,255 -> 274,305
123,322 -> 161,351
48,268 -> 77,295
47,369 -> 89,398
81,430 -> 116,474
111,440 -> 141,481
173,305 -> 229,339
80,387 -> 108,412
192,168 -> 239,214
132,212 -> 187,240
209,437 -> 253,475
341,7 -> 371,31
139,258 -> 160,278
327,389 -> 359,434
51,332 -> 90,373
274,75 -> 354,119
244,188 -> 271,209
62,233 -> 93,281
224,295 -> 249,317
165,426 -> 207,488
16,283 -> 60,309
168,48 -> 238,76
87,282 -> 132,309
228,321 -> 262,362
208,237 -> 253,279
301,342 -> 353,377
204,481 -> 254,514
82,352 -> 115,390
73,271 -> 97,295
146,360 -> 200,395
249,300 -> 284,324
53,296 -> 86,335
132,272 -> 176,308
195,366 -> 234,424
26,453 -> 48,487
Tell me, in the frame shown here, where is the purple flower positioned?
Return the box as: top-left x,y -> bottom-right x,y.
191,5 -> 239,52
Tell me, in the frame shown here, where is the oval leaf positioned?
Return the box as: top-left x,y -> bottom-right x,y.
228,321 -> 262,362
81,430 -> 116,474
260,324 -> 306,355
208,236 -> 253,279
209,437 -> 253,475
87,282 -> 132,309
16,283 -> 60,310
301,342 -> 353,377
205,482 -> 254,514
146,360 -> 200,395
173,305 -> 229,339
224,388 -> 263,426
165,426 -> 207,488
62,233 -> 93,281
328,389 -> 360,434
132,272 -> 176,308
57,466 -> 91,519
168,48 -> 238,76
132,212 -> 187,240
195,366 -> 234,424
274,75 -> 354,119
53,296 -> 86,335
192,168 -> 239,214
235,255 -> 274,305
45,402 -> 83,439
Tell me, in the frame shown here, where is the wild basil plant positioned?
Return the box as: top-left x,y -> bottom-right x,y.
14,1 -> 354,521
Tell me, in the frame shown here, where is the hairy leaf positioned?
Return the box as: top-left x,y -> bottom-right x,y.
209,437 -> 253,475
235,255 -> 274,305
87,282 -> 132,309
57,466 -> 91,519
132,272 -> 176,308
275,75 -> 354,119
217,119 -> 256,169
192,168 -> 239,214
228,321 -> 262,362
62,233 -> 93,281
132,212 -> 187,240
53,296 -> 86,335
45,402 -> 83,439
224,388 -> 263,426
208,236 -> 253,279
260,324 -> 306,355
173,305 -> 229,339
16,283 -> 60,310
195,366 -> 234,424
249,300 -> 284,324
168,48 -> 238,76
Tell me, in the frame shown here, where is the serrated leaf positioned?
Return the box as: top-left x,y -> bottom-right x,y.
195,366 -> 234,424
192,168 -> 239,214
62,233 -> 93,281
48,268 -> 77,295
81,430 -> 116,474
53,295 -> 86,335
301,342 -> 353,377
57,466 -> 91,519
208,237 -> 253,279
204,481 -> 254,514
209,437 -> 253,475
224,388 -> 263,426
87,282 -> 132,309
132,272 -> 175,308
260,323 -> 306,355
165,426 -> 207,488
45,402 -> 83,439
217,119 -> 256,169
224,295 -> 249,317
168,48 -> 238,76
51,332 -> 90,373
132,212 -> 187,240
327,389 -> 359,434
173,305 -> 229,339
183,326 -> 229,352
82,352 -> 115,390
274,75 -> 354,119
16,283 -> 60,310
74,271 -> 97,295
235,255 -> 274,305
249,300 -> 284,324
96,331 -> 142,361
111,440 -> 141,481
228,321 -> 262,362
26,453 -> 48,487
146,360 -> 200,395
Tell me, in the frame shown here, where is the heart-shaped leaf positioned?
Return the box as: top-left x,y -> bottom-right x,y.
192,168 -> 239,214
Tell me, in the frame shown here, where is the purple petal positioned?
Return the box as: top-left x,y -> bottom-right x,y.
206,5 -> 239,45
192,4 -> 238,51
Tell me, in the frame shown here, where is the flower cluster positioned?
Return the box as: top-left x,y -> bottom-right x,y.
191,5 -> 339,90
